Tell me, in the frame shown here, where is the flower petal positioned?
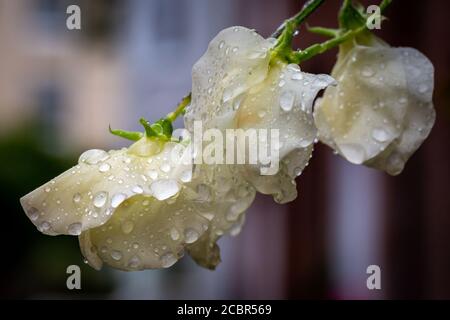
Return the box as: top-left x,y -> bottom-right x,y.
314,42 -> 435,175
235,64 -> 335,203
185,26 -> 275,131
20,140 -> 192,235
186,165 -> 255,269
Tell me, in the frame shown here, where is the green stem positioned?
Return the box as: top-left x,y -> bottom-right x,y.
292,0 -> 393,64
166,94 -> 191,122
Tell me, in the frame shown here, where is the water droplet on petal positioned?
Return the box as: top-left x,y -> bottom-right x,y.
160,252 -> 177,268
73,193 -> 81,203
291,72 -> 303,80
127,255 -> 141,268
68,222 -> 82,235
38,221 -> 51,232
180,170 -> 192,183
44,187 -> 51,193
132,185 -> 144,194
339,144 -> 366,165
161,163 -> 171,173
184,228 -> 199,244
150,179 -> 180,201
111,193 -> 126,208
28,207 -> 39,221
147,170 -> 158,180
361,66 -> 375,77
280,91 -> 295,111
121,220 -> 134,234
111,250 -> 123,261
372,128 -> 391,142
79,149 -> 109,165
93,191 -> 108,208
218,41 -> 225,49
170,228 -> 180,241
278,79 -> 286,87
98,163 -> 111,173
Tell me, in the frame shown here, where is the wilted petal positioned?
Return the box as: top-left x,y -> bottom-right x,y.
314,41 -> 435,175
20,139 -> 192,235
185,26 -> 275,131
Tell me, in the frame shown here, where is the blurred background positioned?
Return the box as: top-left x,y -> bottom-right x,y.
0,0 -> 449,299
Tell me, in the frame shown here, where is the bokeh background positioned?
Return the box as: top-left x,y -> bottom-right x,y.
1,0 -> 449,299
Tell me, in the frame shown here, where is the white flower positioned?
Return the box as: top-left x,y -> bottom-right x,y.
20,138 -> 255,270
314,37 -> 435,175
184,26 -> 335,203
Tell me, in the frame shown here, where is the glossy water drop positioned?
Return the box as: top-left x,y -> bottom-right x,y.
161,163 -> 171,173
111,193 -> 126,208
93,191 -> 108,208
127,255 -> 141,268
121,220 -> 134,234
28,207 -> 39,221
170,228 -> 180,241
79,149 -> 109,165
73,193 -> 81,204
132,185 -> 144,194
372,128 -> 391,142
339,144 -> 366,164
184,228 -> 199,244
150,179 -> 180,201
147,170 -> 158,180
180,170 -> 192,183
68,222 -> 82,235
111,250 -> 123,261
98,163 -> 111,173
361,66 -> 375,77
279,91 -> 295,111
218,41 -> 225,49
38,221 -> 51,232
291,72 -> 303,80
160,253 -> 177,268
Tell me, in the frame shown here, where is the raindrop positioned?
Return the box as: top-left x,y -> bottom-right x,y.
184,228 -> 199,244
170,228 -> 180,241
278,79 -> 286,87
361,66 -> 375,77
79,149 -> 109,165
180,170 -> 192,183
73,193 -> 81,204
127,255 -> 141,268
150,179 -> 180,201
68,222 -> 82,235
111,193 -> 126,208
279,91 -> 295,111
147,170 -> 158,180
160,253 -> 177,268
339,144 -> 366,165
44,187 -> 51,193
132,185 -> 144,194
38,221 -> 51,232
93,191 -> 108,208
28,207 -> 39,221
291,72 -> 303,80
161,163 -> 171,173
257,110 -> 266,118
98,163 -> 111,173
218,41 -> 225,49
372,128 -> 391,142
121,220 -> 134,234
111,250 -> 123,261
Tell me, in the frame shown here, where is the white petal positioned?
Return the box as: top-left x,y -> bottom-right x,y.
186,165 -> 255,269
314,43 -> 435,175
185,26 -> 275,131
20,140 -> 192,235
236,64 -> 335,203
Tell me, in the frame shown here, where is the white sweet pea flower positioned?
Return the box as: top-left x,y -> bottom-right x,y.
20,137 -> 254,270
184,26 -> 335,203
314,37 -> 435,175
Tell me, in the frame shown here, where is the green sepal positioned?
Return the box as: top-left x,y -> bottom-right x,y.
109,125 -> 144,141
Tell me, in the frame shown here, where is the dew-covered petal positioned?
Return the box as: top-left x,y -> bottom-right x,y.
314,41 -> 435,175
79,191 -> 210,271
186,165 -> 255,269
235,64 -> 335,203
185,26 -> 275,131
20,139 -> 192,235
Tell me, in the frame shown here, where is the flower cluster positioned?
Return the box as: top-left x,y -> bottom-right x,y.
20,0 -> 435,271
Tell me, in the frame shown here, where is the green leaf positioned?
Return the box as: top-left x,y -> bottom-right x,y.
109,125 -> 143,141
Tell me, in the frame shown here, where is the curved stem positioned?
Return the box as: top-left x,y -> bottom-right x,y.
166,94 -> 191,122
